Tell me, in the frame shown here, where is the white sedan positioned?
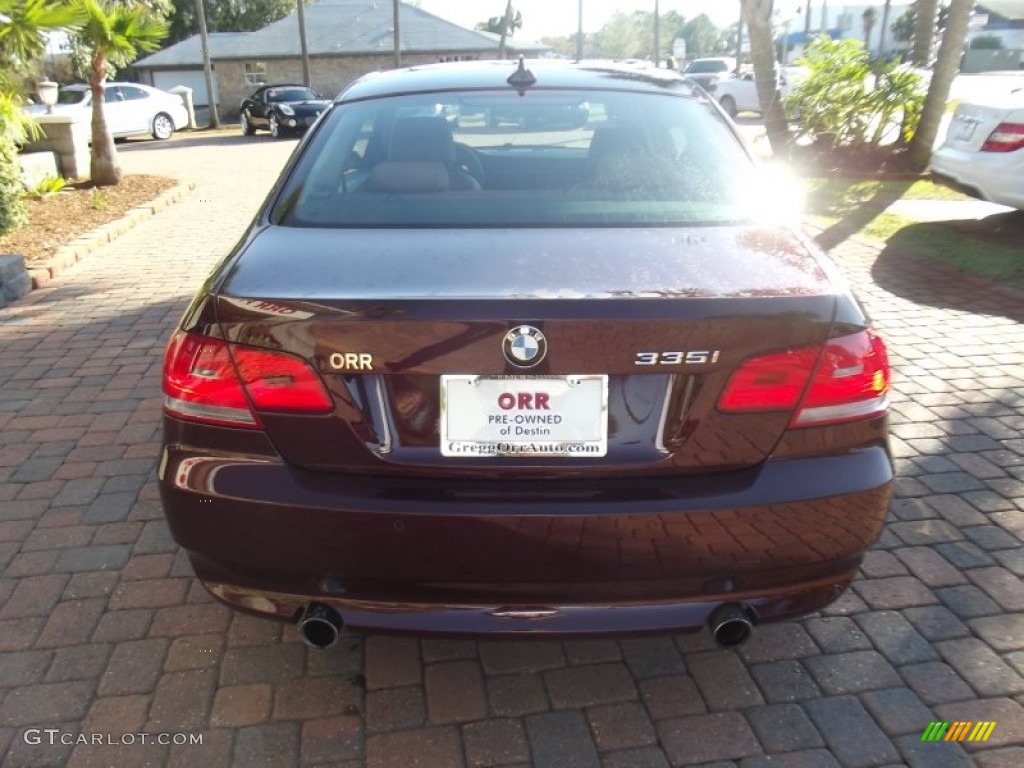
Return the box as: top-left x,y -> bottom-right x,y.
930,88 -> 1024,210
711,66 -> 807,118
24,82 -> 188,140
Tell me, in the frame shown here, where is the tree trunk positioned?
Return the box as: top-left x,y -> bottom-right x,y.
740,0 -> 789,154
909,0 -> 972,169
89,54 -> 121,186
912,0 -> 939,66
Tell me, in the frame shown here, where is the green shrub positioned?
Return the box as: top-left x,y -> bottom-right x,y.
785,37 -> 925,154
24,174 -> 69,199
90,187 -> 108,210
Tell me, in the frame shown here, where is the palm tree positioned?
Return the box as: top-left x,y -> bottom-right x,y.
740,0 -> 789,153
912,0 -> 938,66
0,1 -> 86,235
909,0 -> 972,168
78,0 -> 167,185
0,0 -> 86,81
862,7 -> 877,51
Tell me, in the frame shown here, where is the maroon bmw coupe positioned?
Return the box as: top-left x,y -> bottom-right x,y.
159,60 -> 892,649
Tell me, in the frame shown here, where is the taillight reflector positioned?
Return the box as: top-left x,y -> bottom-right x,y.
162,330 -> 332,429
718,346 -> 818,412
981,122 -> 1024,152
231,346 -> 333,413
718,330 -> 890,427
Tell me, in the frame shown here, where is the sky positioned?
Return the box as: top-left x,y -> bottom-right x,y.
415,1 -> 797,42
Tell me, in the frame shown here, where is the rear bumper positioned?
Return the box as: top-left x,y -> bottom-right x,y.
930,146 -> 1024,210
159,439 -> 892,635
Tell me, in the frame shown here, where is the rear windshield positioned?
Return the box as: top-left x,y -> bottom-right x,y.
272,88 -> 754,228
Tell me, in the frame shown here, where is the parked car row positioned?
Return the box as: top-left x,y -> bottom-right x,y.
22,82 -> 188,140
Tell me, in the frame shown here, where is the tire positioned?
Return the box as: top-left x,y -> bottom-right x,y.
269,113 -> 282,139
152,112 -> 174,140
719,96 -> 737,119
241,110 -> 255,136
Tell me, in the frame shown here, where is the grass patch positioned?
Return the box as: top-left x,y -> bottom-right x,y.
804,176 -> 969,218
888,223 -> 1024,288
807,210 -> 1024,291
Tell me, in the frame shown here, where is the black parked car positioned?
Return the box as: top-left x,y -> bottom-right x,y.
240,84 -> 331,138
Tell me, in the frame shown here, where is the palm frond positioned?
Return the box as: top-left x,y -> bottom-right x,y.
0,0 -> 86,63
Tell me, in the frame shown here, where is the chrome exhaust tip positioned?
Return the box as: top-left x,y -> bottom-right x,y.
708,603 -> 753,648
298,603 -> 343,650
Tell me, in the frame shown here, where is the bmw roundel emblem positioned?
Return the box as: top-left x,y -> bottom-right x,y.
503,325 -> 547,367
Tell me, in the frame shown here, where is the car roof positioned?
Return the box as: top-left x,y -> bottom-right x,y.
60,82 -> 149,91
338,59 -> 696,103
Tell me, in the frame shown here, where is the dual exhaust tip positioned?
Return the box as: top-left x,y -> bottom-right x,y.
298,603 -> 343,650
708,603 -> 754,648
297,601 -> 753,650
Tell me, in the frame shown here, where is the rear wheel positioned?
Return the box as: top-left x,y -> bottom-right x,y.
152,112 -> 174,140
719,96 -> 737,119
241,110 -> 255,136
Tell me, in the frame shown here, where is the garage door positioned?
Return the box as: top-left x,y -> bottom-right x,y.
152,69 -> 218,107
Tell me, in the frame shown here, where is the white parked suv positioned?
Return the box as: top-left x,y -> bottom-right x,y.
930,87 -> 1024,210
711,66 -> 808,118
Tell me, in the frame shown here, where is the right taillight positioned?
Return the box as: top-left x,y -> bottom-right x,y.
162,330 -> 332,429
981,122 -> 1024,152
718,330 -> 890,428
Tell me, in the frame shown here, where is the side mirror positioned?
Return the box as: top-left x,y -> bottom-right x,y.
743,73 -> 755,82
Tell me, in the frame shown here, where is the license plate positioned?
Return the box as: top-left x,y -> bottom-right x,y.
440,375 -> 608,457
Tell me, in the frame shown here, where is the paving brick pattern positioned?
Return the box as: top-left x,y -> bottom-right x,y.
1,134 -> 1022,767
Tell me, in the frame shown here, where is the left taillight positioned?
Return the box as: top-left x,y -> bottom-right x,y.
162,330 -> 332,429
981,122 -> 1024,153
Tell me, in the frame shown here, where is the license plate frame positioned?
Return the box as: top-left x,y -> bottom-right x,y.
440,374 -> 608,458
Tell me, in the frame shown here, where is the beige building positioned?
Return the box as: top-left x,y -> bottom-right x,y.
134,0 -> 547,120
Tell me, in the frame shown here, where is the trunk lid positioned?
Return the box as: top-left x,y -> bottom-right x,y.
214,225 -> 837,476
945,93 -> 1024,153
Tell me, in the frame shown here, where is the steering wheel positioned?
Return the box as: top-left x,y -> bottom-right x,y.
454,143 -> 485,187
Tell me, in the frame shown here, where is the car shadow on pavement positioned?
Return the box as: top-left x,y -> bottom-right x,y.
869,217 -> 1024,325
811,179 -> 915,254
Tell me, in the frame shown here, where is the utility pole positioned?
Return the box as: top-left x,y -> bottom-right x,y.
194,0 -> 220,128
576,0 -> 583,60
654,0 -> 660,65
735,5 -> 743,74
296,0 -> 310,86
393,0 -> 401,68
879,0 -> 892,58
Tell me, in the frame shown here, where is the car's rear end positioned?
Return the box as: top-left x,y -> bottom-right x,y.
930,89 -> 1024,210
159,61 -> 892,645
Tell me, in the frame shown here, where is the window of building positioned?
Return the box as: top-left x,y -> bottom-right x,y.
245,62 -> 268,85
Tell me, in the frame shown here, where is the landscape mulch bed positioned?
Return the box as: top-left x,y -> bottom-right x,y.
0,174 -> 176,264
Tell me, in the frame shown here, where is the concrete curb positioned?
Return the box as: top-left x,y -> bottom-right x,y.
11,179 -> 196,295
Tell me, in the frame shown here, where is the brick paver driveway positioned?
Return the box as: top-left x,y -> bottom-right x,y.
1,133 -> 1022,768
